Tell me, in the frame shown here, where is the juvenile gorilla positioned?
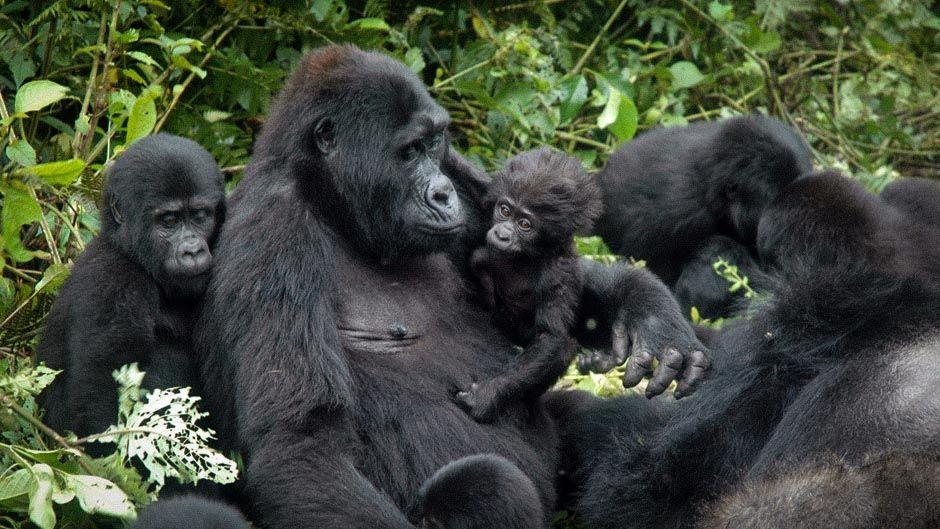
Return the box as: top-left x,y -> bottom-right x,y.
595,115 -> 812,318
39,134 -> 224,449
418,454 -> 543,529
196,45 -> 706,528
560,170 -> 940,529
457,148 -> 602,421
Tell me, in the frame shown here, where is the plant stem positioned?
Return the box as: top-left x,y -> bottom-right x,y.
0,394 -> 95,474
572,0 -> 629,74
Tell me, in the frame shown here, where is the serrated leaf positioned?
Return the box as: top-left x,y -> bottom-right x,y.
0,184 -> 43,262
559,75 -> 588,124
69,475 -> 136,519
127,51 -> 158,66
36,262 -> 70,293
14,80 -> 69,114
670,61 -> 705,89
126,94 -> 156,145
6,139 -> 36,167
20,158 -> 86,187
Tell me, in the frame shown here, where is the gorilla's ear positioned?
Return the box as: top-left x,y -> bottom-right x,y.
109,194 -> 125,225
313,118 -> 336,155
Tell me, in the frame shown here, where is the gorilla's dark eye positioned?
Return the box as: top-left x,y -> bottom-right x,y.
192,208 -> 213,223
402,141 -> 424,161
517,217 -> 532,231
426,131 -> 444,150
158,212 -> 180,228
498,204 -> 512,219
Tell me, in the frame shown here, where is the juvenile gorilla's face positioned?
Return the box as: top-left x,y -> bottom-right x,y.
144,195 -> 222,296
486,199 -> 536,254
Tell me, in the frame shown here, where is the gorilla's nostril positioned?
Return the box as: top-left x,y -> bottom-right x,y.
432,189 -> 450,204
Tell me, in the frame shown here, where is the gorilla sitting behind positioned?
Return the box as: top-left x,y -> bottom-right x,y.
595,115 -> 812,319
195,44 -> 706,529
38,134 -> 224,452
560,170 -> 940,529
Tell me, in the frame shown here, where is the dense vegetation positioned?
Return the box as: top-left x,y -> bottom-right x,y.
0,1 -> 937,527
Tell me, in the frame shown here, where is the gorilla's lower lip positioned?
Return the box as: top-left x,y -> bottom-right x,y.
417,221 -> 464,234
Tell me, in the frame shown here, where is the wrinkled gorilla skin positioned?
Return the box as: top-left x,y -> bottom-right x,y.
38,134 -> 224,452
418,454 -> 543,529
195,45 -> 705,529
560,171 -> 940,529
133,496 -> 248,529
595,115 -> 812,318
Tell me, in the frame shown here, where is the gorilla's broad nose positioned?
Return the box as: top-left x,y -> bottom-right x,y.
179,239 -> 211,273
426,179 -> 456,212
495,226 -> 511,241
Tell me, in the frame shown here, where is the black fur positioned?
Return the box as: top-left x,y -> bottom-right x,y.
38,134 -> 224,454
195,44 -> 707,528
673,235 -> 768,319
456,148 -> 601,421
133,496 -> 248,529
595,115 -> 812,317
560,170 -> 940,529
418,454 -> 543,529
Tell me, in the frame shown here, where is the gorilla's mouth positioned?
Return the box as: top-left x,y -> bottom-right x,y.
417,219 -> 464,235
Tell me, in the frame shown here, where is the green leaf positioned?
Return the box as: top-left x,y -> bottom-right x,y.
0,469 -> 32,502
127,51 -> 159,66
347,17 -> 390,31
21,158 -> 86,187
6,139 -> 36,167
0,184 -> 43,262
708,1 -> 733,21
559,75 -> 588,124
743,25 -> 782,53
35,262 -> 71,294
669,61 -> 705,89
310,0 -> 336,22
14,80 -> 70,114
404,48 -> 425,74
69,475 -> 136,519
28,465 -> 56,529
126,94 -> 157,145
608,95 -> 638,141
596,89 -> 622,130
9,51 -> 37,87
0,276 -> 14,311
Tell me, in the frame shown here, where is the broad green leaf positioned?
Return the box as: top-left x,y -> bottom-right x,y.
28,465 -> 56,529
608,95 -> 638,141
9,51 -> 36,87
70,475 -> 136,519
404,48 -> 426,74
670,61 -> 705,89
21,158 -> 85,187
708,1 -> 733,21
743,25 -> 782,53
6,139 -> 36,167
0,184 -> 43,262
559,75 -> 588,124
310,0 -> 336,22
0,469 -> 32,502
14,80 -> 69,114
36,262 -> 71,293
596,90 -> 622,130
127,51 -> 159,66
126,94 -> 157,145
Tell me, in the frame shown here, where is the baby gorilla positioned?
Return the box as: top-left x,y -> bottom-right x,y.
456,148 -> 601,422
133,496 -> 248,529
419,454 -> 544,529
38,134 -> 224,452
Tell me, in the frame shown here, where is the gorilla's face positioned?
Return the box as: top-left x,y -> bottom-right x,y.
306,62 -> 464,261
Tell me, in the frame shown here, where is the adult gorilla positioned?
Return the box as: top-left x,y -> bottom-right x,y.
196,45 -> 705,528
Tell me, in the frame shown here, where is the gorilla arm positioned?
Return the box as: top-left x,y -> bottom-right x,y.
576,259 -> 710,398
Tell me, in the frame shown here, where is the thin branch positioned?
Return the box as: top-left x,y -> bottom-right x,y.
572,0 -> 629,74
1,394 -> 95,474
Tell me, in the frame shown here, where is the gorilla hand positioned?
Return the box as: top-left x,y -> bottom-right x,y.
615,315 -> 709,399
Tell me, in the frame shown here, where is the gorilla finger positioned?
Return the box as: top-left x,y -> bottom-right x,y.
622,349 -> 653,388
645,348 -> 683,398
611,321 -> 628,362
673,350 -> 710,399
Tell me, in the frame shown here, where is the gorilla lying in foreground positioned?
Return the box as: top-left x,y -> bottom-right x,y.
134,496 -> 248,529
38,134 -> 224,455
595,115 -> 812,319
195,45 -> 706,528
559,170 -> 940,529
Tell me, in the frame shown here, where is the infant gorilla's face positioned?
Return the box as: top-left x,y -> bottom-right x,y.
486,198 -> 536,254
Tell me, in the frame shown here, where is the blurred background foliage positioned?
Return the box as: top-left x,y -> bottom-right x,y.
0,1 -> 937,526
